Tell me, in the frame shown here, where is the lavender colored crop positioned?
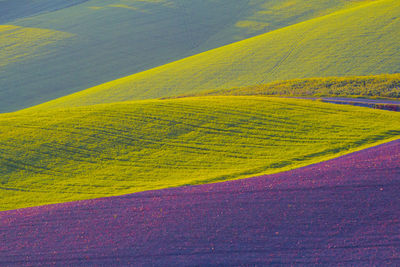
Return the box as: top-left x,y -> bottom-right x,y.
1,140 -> 400,266
320,98 -> 400,112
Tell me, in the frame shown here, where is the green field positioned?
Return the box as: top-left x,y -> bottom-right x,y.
0,25 -> 73,69
31,0 -> 400,110
174,74 -> 400,99
0,0 -> 365,112
2,96 -> 400,210
0,0 -> 87,24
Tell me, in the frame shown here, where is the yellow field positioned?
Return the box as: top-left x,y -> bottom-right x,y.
2,97 -> 400,210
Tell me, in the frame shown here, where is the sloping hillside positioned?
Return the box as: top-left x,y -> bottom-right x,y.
0,0 -> 365,112
2,97 -> 400,210
34,0 -> 400,109
1,139 -> 399,265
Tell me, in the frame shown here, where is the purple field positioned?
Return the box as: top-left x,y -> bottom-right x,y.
320,98 -> 400,112
291,97 -> 400,112
1,140 -> 400,266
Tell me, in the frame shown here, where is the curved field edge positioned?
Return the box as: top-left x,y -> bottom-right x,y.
1,140 -> 399,265
28,0 -> 400,110
2,97 -> 400,211
171,73 -> 400,99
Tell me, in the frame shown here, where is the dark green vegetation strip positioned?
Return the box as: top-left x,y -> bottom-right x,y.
1,97 -> 400,210
176,74 -> 400,99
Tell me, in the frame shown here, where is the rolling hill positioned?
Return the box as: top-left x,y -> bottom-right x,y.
32,0 -> 400,110
1,1 -> 400,264
1,139 -> 399,265
0,0 -> 366,113
2,97 -> 400,210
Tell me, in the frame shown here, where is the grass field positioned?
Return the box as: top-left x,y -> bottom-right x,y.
174,74 -> 400,99
0,0 -> 366,112
33,0 -> 400,110
2,97 -> 400,210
